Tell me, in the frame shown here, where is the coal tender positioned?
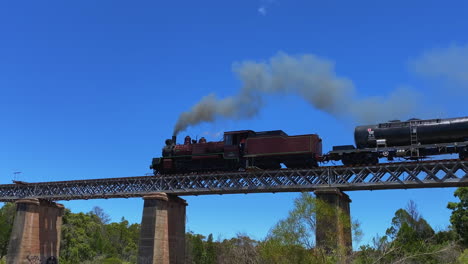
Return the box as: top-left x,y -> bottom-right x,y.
328,117 -> 468,166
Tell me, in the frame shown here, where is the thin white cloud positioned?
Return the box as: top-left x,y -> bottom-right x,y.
258,6 -> 267,16
410,44 -> 468,85
258,0 -> 277,16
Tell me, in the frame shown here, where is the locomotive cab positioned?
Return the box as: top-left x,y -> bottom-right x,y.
223,130 -> 254,159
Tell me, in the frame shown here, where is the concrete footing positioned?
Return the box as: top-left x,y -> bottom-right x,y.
6,198 -> 64,264
314,188 -> 352,253
138,193 -> 187,264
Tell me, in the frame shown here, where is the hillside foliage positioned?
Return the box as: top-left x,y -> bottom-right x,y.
0,187 -> 466,263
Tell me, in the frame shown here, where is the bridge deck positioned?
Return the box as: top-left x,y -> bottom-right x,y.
1,159 -> 467,201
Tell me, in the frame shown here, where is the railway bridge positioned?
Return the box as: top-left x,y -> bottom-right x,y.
1,159 -> 467,263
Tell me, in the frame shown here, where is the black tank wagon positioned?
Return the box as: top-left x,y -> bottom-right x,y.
328,117 -> 468,165
355,117 -> 468,148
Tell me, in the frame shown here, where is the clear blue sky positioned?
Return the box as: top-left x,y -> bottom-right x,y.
1,0 -> 468,247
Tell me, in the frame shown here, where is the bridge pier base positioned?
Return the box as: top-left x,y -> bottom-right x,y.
314,188 -> 352,255
6,198 -> 64,264
138,193 -> 187,264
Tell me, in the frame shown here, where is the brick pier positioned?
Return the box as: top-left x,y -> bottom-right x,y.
138,193 -> 187,264
314,188 -> 352,253
6,198 -> 64,264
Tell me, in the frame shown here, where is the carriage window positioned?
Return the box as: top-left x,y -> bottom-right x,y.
224,135 -> 233,145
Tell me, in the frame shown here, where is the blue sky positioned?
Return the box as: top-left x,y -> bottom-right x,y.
1,0 -> 468,246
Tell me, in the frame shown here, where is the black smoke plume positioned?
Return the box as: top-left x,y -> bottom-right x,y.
173,52 -> 419,135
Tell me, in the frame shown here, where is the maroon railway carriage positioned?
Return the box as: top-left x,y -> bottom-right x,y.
150,130 -> 322,174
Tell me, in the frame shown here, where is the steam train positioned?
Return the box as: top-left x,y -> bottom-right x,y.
150,116 -> 468,174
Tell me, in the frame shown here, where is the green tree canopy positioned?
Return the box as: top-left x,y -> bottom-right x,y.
266,192 -> 361,249
59,208 -> 139,264
385,201 -> 435,250
0,203 -> 15,259
447,187 -> 468,246
259,192 -> 362,263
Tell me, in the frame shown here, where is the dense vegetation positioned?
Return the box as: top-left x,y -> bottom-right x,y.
0,187 -> 466,263
184,190 -> 468,264
59,207 -> 140,264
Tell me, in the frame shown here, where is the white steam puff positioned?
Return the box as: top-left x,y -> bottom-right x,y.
173,52 -> 419,135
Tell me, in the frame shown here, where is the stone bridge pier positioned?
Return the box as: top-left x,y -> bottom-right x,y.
5,190 -> 348,263
314,188 -> 352,255
138,193 -> 187,264
6,198 -> 63,264
5,193 -> 187,264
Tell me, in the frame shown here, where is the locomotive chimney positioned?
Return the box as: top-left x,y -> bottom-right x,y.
172,135 -> 177,144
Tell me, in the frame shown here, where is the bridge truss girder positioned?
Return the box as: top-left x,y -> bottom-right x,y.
0,160 -> 467,201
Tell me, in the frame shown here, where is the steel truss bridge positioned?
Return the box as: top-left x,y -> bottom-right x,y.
0,159 -> 467,202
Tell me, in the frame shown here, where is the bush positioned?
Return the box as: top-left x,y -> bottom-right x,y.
102,257 -> 123,264
457,249 -> 468,264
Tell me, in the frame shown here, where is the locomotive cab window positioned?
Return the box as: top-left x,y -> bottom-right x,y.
224,135 -> 232,145
224,134 -> 240,145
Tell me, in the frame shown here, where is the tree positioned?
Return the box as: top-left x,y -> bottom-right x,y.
385,201 -> 434,255
59,208 -> 140,264
205,234 -> 216,264
258,192 -> 360,263
447,187 -> 468,246
385,200 -> 434,242
265,192 -> 360,249
104,217 -> 139,262
91,206 -> 111,225
185,232 -> 260,264
385,209 -> 434,244
0,203 -> 15,259
60,210 -> 102,263
216,234 -> 260,264
186,232 -> 207,264
266,192 -> 317,249
353,200 -> 464,264
368,201 -> 466,264
258,238 -> 317,264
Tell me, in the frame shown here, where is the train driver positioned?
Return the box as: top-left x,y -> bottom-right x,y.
240,137 -> 246,153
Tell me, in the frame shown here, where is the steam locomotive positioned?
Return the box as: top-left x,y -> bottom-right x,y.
150,116 -> 468,174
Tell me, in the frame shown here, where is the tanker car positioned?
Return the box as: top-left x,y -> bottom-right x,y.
150,116 -> 468,174
328,116 -> 468,166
